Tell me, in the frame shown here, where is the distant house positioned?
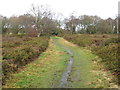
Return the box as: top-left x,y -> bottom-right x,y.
18,24 -> 25,29
25,24 -> 35,28
4,23 -> 12,29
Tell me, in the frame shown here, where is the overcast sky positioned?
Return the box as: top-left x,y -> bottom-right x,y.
0,0 -> 119,19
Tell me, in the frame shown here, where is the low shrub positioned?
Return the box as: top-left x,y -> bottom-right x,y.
103,38 -> 119,46
2,36 -> 23,48
92,43 -> 119,73
64,34 -> 93,47
2,36 -> 50,84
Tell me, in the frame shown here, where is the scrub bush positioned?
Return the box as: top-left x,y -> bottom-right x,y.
2,36 -> 50,84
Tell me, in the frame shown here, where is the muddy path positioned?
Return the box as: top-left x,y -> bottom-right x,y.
53,37 -> 74,88
59,47 -> 74,88
52,37 -> 118,88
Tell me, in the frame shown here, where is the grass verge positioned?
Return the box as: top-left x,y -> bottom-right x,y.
3,37 -> 69,88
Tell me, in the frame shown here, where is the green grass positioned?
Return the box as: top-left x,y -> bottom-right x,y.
3,37 -> 118,88
3,38 -> 69,88
58,38 -> 118,88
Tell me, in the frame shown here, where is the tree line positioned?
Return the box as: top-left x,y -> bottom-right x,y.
0,4 -> 119,36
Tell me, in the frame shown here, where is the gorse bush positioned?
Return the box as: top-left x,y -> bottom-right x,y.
92,43 -> 119,72
64,34 -> 93,47
63,34 -> 113,47
103,38 -> 119,46
2,36 -> 23,48
2,36 -> 50,84
92,43 -> 119,85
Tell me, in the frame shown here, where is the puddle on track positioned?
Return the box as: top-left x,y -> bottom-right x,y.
53,38 -> 74,88
59,56 -> 73,88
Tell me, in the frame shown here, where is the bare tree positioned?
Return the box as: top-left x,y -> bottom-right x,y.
64,14 -> 80,34
29,4 -> 53,37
